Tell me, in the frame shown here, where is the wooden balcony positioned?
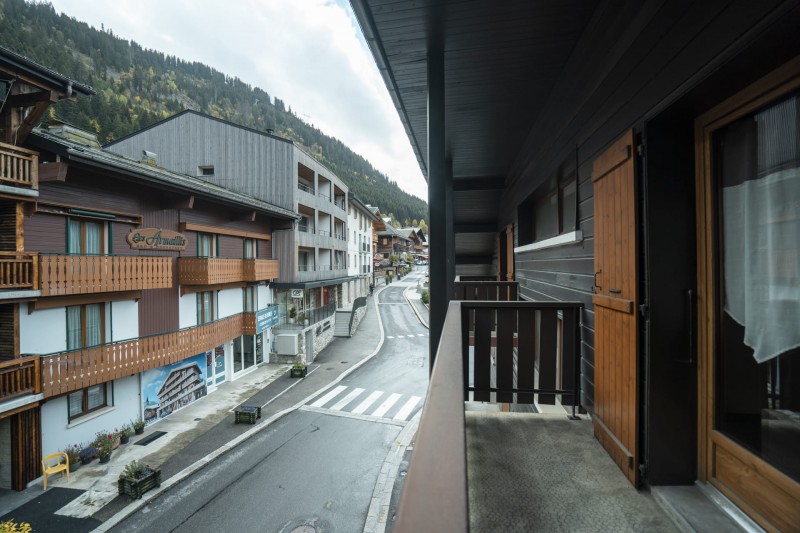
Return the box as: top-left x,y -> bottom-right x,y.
39,255 -> 173,296
0,141 -> 38,191
0,252 -> 38,291
453,280 -> 518,301
0,356 -> 41,401
178,258 -> 279,285
40,313 -> 246,398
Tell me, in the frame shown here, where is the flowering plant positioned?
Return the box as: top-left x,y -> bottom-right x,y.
95,432 -> 114,459
64,444 -> 82,465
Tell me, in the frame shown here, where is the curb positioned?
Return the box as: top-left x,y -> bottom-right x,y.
94,288 -> 388,532
403,285 -> 429,329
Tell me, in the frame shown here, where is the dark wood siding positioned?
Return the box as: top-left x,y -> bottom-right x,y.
11,407 -> 41,491
137,204 -> 181,336
218,235 -> 242,258
23,213 -> 65,253
0,200 -> 16,251
0,304 -> 15,360
37,173 -> 140,214
258,239 -> 272,259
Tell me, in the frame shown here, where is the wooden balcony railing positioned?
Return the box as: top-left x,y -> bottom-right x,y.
0,356 -> 41,401
40,313 -> 247,398
394,299 -> 583,531
39,255 -> 173,296
0,252 -> 38,290
453,280 -> 519,301
243,259 -> 279,281
0,141 -> 38,190
178,258 -> 279,285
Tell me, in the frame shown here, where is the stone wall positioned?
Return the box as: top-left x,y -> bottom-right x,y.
350,305 -> 367,336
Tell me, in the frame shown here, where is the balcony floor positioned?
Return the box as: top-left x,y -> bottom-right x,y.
466,410 -> 679,532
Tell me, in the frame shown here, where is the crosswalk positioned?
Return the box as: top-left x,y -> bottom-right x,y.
304,385 -> 423,424
386,333 -> 428,339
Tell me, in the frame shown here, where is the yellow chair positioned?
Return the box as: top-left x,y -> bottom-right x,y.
41,452 -> 69,490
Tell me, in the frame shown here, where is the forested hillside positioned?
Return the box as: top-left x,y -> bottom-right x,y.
0,0 -> 427,224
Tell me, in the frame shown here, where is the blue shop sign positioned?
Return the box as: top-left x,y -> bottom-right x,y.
255,306 -> 279,333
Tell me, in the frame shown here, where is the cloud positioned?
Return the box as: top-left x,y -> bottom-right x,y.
46,0 -> 428,201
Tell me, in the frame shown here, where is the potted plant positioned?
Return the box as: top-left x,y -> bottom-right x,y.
119,425 -> 133,445
290,356 -> 307,378
79,446 -> 96,465
95,433 -> 114,464
118,460 -> 161,499
65,444 -> 82,473
132,418 -> 146,435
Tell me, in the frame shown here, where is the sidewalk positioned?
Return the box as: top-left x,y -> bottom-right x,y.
0,292 -> 385,532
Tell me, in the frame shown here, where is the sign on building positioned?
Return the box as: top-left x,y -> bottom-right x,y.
127,228 -> 187,250
255,306 -> 279,333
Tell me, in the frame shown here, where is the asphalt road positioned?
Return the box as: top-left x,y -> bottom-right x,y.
115,276 -> 429,533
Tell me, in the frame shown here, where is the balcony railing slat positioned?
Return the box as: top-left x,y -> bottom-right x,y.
517,306 -> 536,404
496,307 -> 515,403
473,307 -> 492,402
538,309 -> 558,405
38,255 -> 173,296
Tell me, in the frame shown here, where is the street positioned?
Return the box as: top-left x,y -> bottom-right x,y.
115,270 -> 429,532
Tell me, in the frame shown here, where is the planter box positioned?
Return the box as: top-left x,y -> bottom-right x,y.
234,405 -> 261,424
118,469 -> 162,499
290,366 -> 307,378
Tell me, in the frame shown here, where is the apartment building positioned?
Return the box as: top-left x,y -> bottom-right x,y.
345,195 -> 379,302
107,111 -> 354,361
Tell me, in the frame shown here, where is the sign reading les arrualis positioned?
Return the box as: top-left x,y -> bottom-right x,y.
127,228 -> 187,251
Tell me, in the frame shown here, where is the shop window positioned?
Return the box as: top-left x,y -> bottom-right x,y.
68,383 -> 109,421
243,286 -> 256,313
233,335 -> 256,373
196,291 -> 215,325
67,218 -> 106,255
66,303 -> 105,350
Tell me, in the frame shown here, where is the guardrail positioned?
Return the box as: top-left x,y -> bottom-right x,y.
0,356 -> 40,401
0,141 -> 38,190
39,255 -> 173,296
0,252 -> 38,290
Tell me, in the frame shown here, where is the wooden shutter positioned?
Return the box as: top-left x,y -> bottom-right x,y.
591,130 -> 639,485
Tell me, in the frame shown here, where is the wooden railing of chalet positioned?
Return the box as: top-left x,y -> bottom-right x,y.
242,312 -> 257,335
178,258 -> 279,285
0,356 -> 41,401
40,313 -> 252,398
39,255 -> 173,296
0,252 -> 38,290
394,299 -> 583,532
243,259 -> 279,281
0,141 -> 38,190
453,280 -> 518,301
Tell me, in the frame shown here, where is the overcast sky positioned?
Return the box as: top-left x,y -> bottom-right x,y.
46,0 -> 428,202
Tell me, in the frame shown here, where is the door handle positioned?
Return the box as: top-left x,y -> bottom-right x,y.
593,270 -> 602,292
609,289 -> 621,294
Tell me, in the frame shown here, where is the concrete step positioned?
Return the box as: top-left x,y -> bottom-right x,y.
334,310 -> 352,337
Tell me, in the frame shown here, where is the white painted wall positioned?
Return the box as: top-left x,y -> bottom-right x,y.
257,284 -> 272,308
41,375 -> 140,458
19,304 -> 65,355
218,287 -> 242,318
179,293 -> 197,329
111,300 -> 139,342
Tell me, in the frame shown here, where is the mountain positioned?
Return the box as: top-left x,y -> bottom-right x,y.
0,0 -> 427,224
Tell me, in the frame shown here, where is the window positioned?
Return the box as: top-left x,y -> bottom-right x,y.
68,383 -> 109,421
66,303 -> 105,350
198,232 -> 217,257
243,286 -> 256,313
521,176 -> 578,245
243,238 -> 257,259
196,291 -> 215,325
67,218 -> 105,255
198,165 -> 214,176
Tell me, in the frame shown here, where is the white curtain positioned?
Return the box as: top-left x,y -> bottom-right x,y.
67,219 -> 81,254
66,306 -> 82,350
84,221 -> 102,255
85,303 -> 103,347
723,96 -> 800,363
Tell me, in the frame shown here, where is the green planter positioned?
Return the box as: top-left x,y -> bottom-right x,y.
290,366 -> 307,378
118,469 -> 161,499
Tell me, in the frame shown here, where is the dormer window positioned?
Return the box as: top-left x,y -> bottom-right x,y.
198,165 -> 214,176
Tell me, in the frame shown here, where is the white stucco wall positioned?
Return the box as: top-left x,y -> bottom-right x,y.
257,284 -> 271,308
217,287 -> 242,318
41,375 -> 140,458
111,300 -> 139,341
179,293 -> 198,329
19,304 -> 65,355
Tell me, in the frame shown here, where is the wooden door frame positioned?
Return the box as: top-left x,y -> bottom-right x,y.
695,55 -> 800,531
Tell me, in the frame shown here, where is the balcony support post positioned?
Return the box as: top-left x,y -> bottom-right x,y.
427,32 -> 447,371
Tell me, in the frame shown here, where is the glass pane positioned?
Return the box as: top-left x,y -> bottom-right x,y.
66,306 -> 82,350
233,336 -> 243,373
244,239 -> 254,258
87,384 -> 105,410
561,180 -> 577,233
84,221 -> 102,255
534,192 -> 558,241
85,304 -> 102,347
243,335 -> 255,369
68,391 -> 84,417
67,219 -> 81,254
255,334 -> 263,365
715,92 -> 800,483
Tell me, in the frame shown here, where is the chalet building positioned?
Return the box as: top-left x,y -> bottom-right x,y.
0,50 -> 296,489
346,195 -> 380,298
376,220 -> 413,263
106,111 -> 355,358
399,227 -> 426,263
351,0 -> 800,531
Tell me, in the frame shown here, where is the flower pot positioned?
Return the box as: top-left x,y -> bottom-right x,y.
134,427 -> 144,435
69,461 -> 81,473
120,434 -> 130,445
99,454 -> 111,464
290,366 -> 307,378
118,469 -> 162,499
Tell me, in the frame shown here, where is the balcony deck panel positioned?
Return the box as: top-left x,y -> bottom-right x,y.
466,410 -> 678,532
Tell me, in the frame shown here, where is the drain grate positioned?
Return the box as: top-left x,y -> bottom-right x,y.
134,431 -> 167,446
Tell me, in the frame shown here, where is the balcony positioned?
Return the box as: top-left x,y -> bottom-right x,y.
178,257 -> 279,285
0,356 -> 41,402
0,252 -> 38,291
39,255 -> 173,296
39,313 -> 247,398
0,141 -> 38,193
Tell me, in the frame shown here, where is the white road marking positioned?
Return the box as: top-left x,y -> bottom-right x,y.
417,334 -> 426,337
310,385 -> 347,408
393,396 -> 422,421
352,390 -> 384,414
371,393 -> 402,418
330,387 -> 365,411
387,336 -> 394,339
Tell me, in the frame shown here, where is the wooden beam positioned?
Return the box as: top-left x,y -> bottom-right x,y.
16,202 -> 24,252
4,90 -> 57,109
180,222 -> 271,240
15,100 -> 52,144
455,255 -> 493,264
38,162 -> 68,183
238,211 -> 257,222
174,195 -> 194,209
180,281 -> 247,296
453,223 -> 497,234
28,290 -> 142,313
452,176 -> 505,192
